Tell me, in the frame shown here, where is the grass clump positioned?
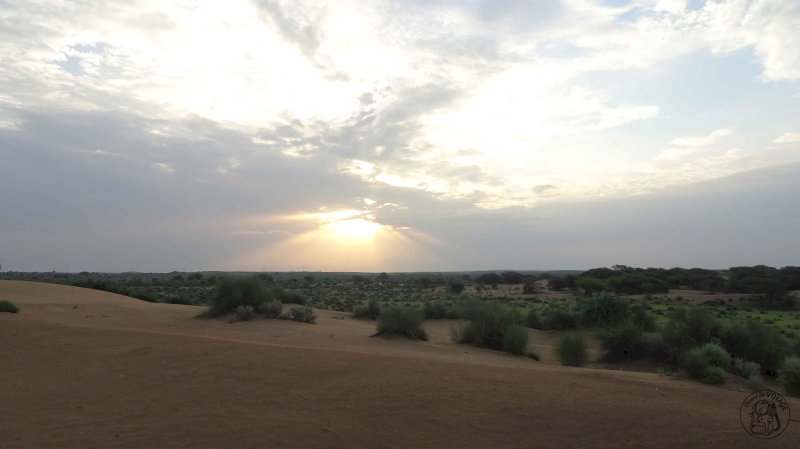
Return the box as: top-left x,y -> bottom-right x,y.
228,305 -> 254,323
779,356 -> 800,396
352,298 -> 381,320
258,300 -> 282,319
555,332 -> 589,367
732,358 -> 764,390
375,307 -> 428,340
598,321 -> 647,361
282,306 -> 316,324
683,342 -> 730,384
0,299 -> 19,313
452,302 -> 528,355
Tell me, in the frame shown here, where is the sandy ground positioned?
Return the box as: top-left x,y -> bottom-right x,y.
1,280 -> 798,448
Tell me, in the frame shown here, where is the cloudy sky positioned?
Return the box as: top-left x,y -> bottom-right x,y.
1,0 -> 799,272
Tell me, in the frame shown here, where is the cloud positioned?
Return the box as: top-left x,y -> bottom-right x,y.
774,132 -> 800,144
671,127 -> 735,147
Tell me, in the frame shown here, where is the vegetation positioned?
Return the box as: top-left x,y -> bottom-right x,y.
282,306 -> 316,324
0,299 -> 19,313
229,305 -> 255,323
201,276 -> 272,318
555,332 -> 589,367
779,356 -> 800,396
452,301 -> 528,356
352,298 -> 381,319
598,321 -> 647,361
683,343 -> 731,384
375,307 -> 428,340
258,300 -> 282,318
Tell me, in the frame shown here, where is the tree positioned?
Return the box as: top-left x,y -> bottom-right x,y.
575,277 -> 605,297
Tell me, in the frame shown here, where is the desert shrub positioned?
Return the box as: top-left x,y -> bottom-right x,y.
598,321 -> 647,361
580,294 -> 631,327
0,300 -> 19,313
502,325 -> 530,355
258,300 -> 282,318
533,305 -> 579,330
282,306 -> 316,324
229,305 -> 254,323
780,356 -> 800,396
376,307 -> 428,340
272,287 -> 307,305
201,276 -> 271,318
525,308 -> 541,328
732,358 -> 764,390
629,304 -> 657,331
422,300 -> 448,319
722,320 -> 789,374
352,298 -> 381,320
526,350 -> 541,361
555,332 -> 589,367
704,366 -> 726,385
683,343 -> 730,384
452,301 -> 527,355
661,308 -> 723,363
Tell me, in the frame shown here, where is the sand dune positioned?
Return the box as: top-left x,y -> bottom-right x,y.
1,280 -> 797,448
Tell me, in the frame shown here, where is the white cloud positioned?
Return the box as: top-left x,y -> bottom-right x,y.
671,127 -> 735,147
774,132 -> 800,144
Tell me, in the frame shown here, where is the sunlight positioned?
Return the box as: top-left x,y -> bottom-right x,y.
324,218 -> 383,241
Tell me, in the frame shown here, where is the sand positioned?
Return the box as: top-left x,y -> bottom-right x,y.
1,280 -> 797,448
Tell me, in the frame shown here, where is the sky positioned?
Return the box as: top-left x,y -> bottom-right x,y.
1,0 -> 799,272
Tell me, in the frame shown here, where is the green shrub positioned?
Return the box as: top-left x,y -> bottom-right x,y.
352,298 -> 381,320
555,332 -> 589,367
661,308 -> 723,363
422,300 -> 448,319
282,306 -> 316,324
722,320 -> 789,374
533,305 -> 579,330
0,300 -> 19,313
502,325 -> 529,355
258,300 -> 282,318
272,287 -> 307,305
452,302 -> 526,355
642,332 -> 666,359
704,366 -> 726,385
779,356 -> 800,396
580,294 -> 631,327
376,307 -> 428,340
229,305 -> 254,323
683,343 -> 730,383
201,276 -> 271,318
733,358 -> 764,390
598,321 -> 646,361
525,308 -> 541,329
526,350 -> 541,361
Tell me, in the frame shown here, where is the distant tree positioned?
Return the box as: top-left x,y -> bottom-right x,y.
475,273 -> 502,286
575,277 -> 605,297
376,272 -> 390,283
501,271 -> 524,284
448,280 -> 465,294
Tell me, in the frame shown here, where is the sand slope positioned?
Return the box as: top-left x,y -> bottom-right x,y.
1,280 -> 797,448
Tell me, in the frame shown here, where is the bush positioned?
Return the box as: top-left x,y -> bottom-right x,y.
376,307 -> 428,341
282,306 -> 316,324
526,350 -> 541,361
201,276 -> 271,318
533,305 -> 579,330
452,301 -> 527,355
502,325 -> 529,355
722,320 -> 789,374
683,343 -> 730,384
732,358 -> 764,390
525,308 -> 541,328
580,294 -> 631,327
661,308 -> 723,363
555,332 -> 589,367
272,287 -> 307,305
352,298 -> 381,320
258,300 -> 282,319
422,300 -> 448,319
704,366 -> 726,385
0,300 -> 19,313
780,356 -> 800,397
598,321 -> 646,361
229,305 -> 254,323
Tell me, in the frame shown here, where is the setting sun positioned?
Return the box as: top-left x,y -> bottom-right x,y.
323,218 -> 384,241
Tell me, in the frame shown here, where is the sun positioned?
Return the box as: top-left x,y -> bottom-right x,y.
323,218 -> 383,240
